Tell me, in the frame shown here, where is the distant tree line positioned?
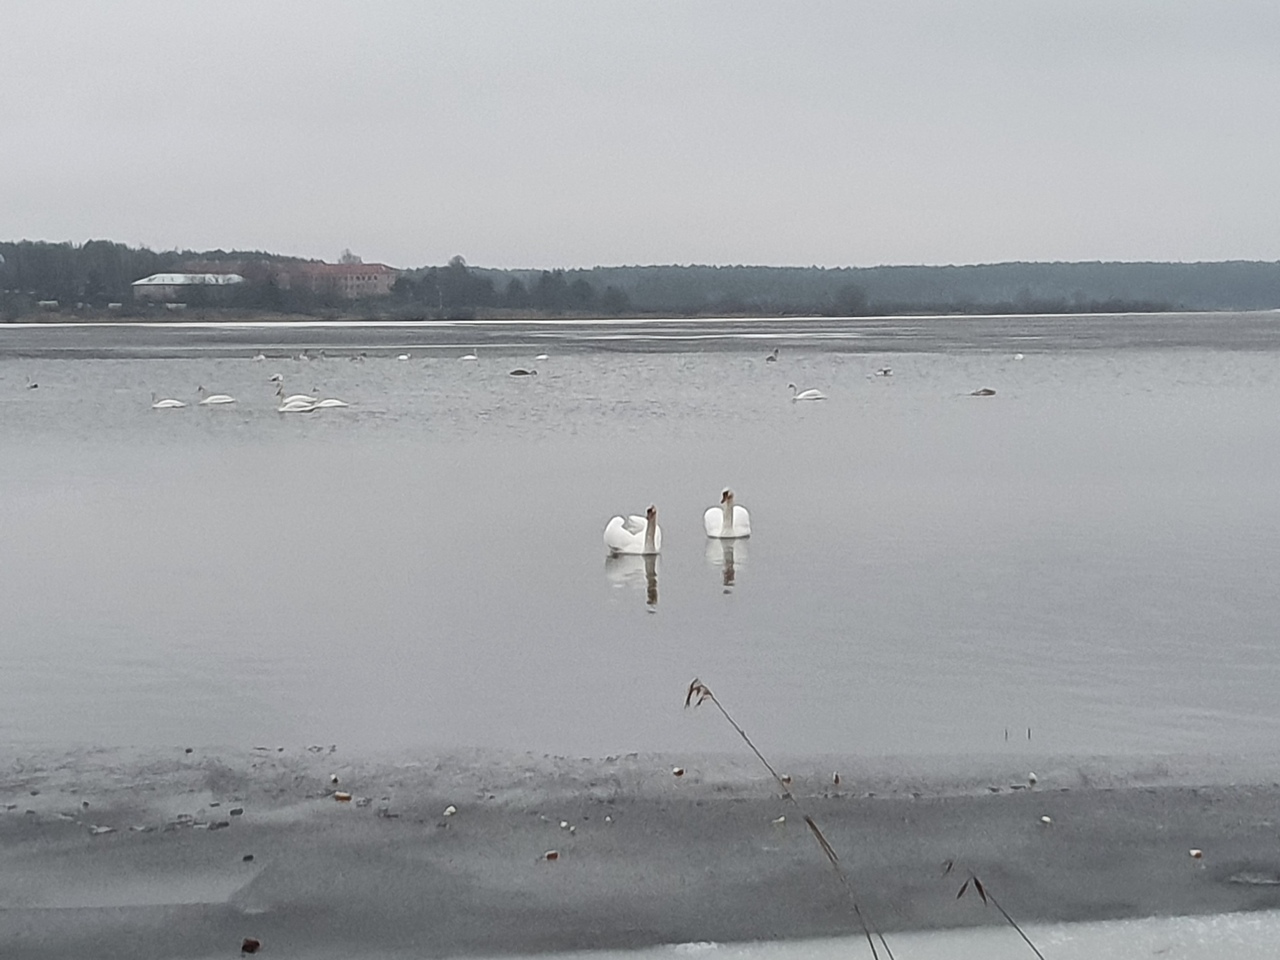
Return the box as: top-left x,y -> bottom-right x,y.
392,256 -> 631,318
0,239 -> 176,308
5,239 -> 1280,321
0,240 -> 303,316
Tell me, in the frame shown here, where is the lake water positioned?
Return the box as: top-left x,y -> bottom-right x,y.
3,312 -> 1280,759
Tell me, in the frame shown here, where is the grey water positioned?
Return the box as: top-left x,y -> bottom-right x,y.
3,312 -> 1280,759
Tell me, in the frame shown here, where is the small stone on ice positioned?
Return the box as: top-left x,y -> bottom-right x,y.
544,850 -> 560,861
1190,848 -> 1203,859
334,792 -> 352,802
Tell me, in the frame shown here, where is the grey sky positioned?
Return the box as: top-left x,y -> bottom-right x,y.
3,1 -> 1278,269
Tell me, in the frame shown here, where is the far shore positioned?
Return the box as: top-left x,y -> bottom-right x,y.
0,305 -> 1244,327
4,747 -> 1280,959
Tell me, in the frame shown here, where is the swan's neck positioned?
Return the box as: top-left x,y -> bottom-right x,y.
643,514 -> 657,553
720,496 -> 734,535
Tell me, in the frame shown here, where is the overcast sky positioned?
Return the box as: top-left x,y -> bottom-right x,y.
3,1 -> 1278,269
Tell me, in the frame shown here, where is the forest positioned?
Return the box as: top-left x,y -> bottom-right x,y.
4,239 -> 1280,320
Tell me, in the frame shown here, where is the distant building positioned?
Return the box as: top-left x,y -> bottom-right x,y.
132,273 -> 246,302
132,258 -> 399,304
280,261 -> 398,299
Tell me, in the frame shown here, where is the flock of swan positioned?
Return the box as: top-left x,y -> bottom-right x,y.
144,346 -> 557,412
149,380 -> 350,412
110,338 -> 1008,421
148,386 -> 241,408
133,339 -> 1005,421
604,488 -> 750,556
155,379 -> 826,411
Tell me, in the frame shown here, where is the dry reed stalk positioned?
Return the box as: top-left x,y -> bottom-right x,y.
944,860 -> 1046,959
685,679 -> 894,960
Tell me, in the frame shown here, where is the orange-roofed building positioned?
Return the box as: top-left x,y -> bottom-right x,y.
283,261 -> 398,299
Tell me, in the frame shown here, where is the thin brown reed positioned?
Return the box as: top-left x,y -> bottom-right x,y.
685,678 -> 894,960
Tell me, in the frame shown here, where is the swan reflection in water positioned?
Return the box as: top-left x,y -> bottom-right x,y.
706,538 -> 749,592
604,554 -> 659,608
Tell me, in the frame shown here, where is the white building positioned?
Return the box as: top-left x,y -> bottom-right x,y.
131,273 -> 246,302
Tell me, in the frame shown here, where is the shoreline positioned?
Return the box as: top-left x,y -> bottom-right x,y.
5,748 -> 1280,958
1,306 -> 1263,327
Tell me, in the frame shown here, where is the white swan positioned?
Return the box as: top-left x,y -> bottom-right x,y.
275,384 -> 318,404
534,353 -> 549,361
604,505 -> 662,556
397,353 -> 411,361
197,386 -> 236,405
252,352 -> 266,362
459,348 -> 478,361
788,383 -> 826,401
703,488 -> 751,539
151,392 -> 186,409
313,397 -> 349,408
277,397 -> 316,413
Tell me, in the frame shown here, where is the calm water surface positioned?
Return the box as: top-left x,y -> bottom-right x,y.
2,313 -> 1280,758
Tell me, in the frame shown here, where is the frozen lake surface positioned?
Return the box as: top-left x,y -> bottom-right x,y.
538,909 -> 1280,960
